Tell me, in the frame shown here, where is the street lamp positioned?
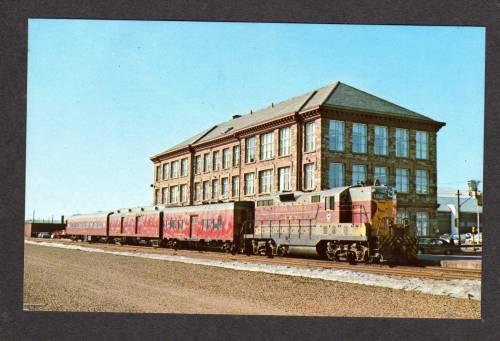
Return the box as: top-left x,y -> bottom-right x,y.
467,180 -> 482,244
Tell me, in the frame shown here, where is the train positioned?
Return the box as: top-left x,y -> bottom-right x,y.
65,184 -> 418,264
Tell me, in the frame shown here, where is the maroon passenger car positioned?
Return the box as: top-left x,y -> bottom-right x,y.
66,212 -> 111,241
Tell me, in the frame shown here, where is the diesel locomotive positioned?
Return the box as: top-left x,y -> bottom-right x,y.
65,184 -> 417,263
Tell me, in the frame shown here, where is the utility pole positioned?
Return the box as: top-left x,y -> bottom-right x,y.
456,189 -> 461,248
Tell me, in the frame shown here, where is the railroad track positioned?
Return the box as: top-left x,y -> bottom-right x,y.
28,238 -> 481,281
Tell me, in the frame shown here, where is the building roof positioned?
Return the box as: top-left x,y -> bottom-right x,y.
438,196 -> 483,213
152,81 -> 444,159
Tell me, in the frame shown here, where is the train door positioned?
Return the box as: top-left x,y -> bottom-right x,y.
190,215 -> 199,240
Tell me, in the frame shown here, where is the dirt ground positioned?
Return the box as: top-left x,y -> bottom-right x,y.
23,243 -> 480,318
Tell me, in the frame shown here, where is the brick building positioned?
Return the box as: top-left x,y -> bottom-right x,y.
150,82 -> 445,236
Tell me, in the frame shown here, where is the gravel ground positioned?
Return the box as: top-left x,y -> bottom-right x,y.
23,243 -> 480,318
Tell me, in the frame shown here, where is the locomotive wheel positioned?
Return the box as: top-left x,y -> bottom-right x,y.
230,244 -> 238,255
363,251 -> 370,264
347,251 -> 357,265
326,250 -> 336,261
252,245 -> 259,255
277,246 -> 287,257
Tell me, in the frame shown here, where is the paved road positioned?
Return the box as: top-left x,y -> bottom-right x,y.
24,243 -> 480,318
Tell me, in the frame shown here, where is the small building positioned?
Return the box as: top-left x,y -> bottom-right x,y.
151,81 -> 445,236
436,196 -> 483,236
24,220 -> 66,237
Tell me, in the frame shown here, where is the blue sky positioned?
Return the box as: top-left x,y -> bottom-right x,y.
26,20 -> 485,219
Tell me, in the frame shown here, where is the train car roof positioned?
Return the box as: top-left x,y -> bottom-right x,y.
68,211 -> 112,220
161,201 -> 238,213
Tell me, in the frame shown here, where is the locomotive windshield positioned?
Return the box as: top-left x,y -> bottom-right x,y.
372,186 -> 394,200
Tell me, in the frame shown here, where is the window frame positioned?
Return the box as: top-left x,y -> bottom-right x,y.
395,168 -> 409,193
328,162 -> 344,188
245,137 -> 256,163
352,123 -> 367,154
244,172 -> 255,195
203,153 -> 210,173
279,126 -> 291,156
304,163 -> 315,190
278,167 -> 291,191
351,164 -> 367,185
232,145 -> 240,167
232,175 -> 240,197
374,166 -> 388,185
416,169 -> 429,194
222,148 -> 230,169
416,131 -> 429,160
395,128 -> 409,158
211,179 -> 219,199
212,151 -> 220,171
304,121 -> 316,152
374,125 -> 388,156
180,158 -> 188,177
260,132 -> 274,160
258,169 -> 273,194
329,120 -> 345,151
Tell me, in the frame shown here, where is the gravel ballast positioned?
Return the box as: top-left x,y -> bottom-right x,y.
23,243 -> 480,318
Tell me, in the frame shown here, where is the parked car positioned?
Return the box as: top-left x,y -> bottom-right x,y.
51,229 -> 65,239
417,237 -> 455,255
37,232 -> 51,239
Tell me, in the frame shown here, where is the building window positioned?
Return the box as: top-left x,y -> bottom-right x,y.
304,163 -> 315,190
162,163 -> 169,180
212,151 -> 220,171
155,188 -> 160,204
279,127 -> 291,156
352,164 -> 367,185
397,208 -> 408,225
181,158 -> 188,177
259,169 -> 273,193
194,156 -> 201,174
179,184 -> 187,202
161,187 -> 167,204
212,179 -> 218,199
374,126 -> 388,155
260,132 -> 274,160
194,182 -> 201,201
305,121 -> 315,152
169,186 -> 178,203
245,137 -> 256,163
233,146 -> 240,167
329,120 -> 344,151
278,167 -> 291,191
352,123 -> 367,153
416,212 -> 429,236
395,168 -> 409,193
374,167 -> 388,185
328,163 -> 344,188
203,153 -> 210,173
416,170 -> 429,194
203,181 -> 209,200
221,177 -> 229,198
222,148 -> 230,169
155,165 -> 161,182
232,176 -> 240,197
395,128 -> 409,158
171,161 -> 179,178
416,131 -> 428,160
244,173 -> 254,195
